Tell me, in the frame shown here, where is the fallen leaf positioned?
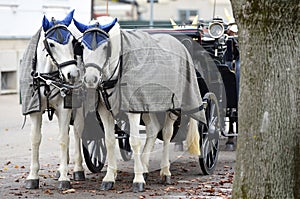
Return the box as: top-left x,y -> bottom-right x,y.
164,186 -> 177,191
14,165 -> 19,169
203,187 -> 215,193
44,189 -> 53,195
62,188 -> 76,194
13,192 -> 22,196
5,161 -> 11,166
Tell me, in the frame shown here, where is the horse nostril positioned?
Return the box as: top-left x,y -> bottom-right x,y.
93,76 -> 98,83
67,72 -> 71,80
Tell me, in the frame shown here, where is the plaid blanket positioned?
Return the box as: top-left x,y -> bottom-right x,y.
110,30 -> 206,124
19,29 -> 41,115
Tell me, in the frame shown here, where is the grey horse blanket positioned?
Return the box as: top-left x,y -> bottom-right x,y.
19,29 -> 42,115
110,30 -> 206,124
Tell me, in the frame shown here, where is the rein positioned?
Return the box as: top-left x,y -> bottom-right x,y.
32,71 -> 82,120
84,55 -> 122,113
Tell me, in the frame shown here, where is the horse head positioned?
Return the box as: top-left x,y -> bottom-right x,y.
39,9 -> 80,84
73,17 -> 119,89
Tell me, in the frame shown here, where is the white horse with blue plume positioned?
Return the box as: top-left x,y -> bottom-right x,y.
20,10 -> 85,190
74,17 -> 206,192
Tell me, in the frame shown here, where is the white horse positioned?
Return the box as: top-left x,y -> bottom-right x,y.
74,17 -> 204,192
21,10 -> 85,189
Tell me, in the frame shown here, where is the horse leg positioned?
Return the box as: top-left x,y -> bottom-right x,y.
141,113 -> 160,182
99,104 -> 116,191
72,108 -> 85,181
25,112 -> 43,189
225,116 -> 235,151
127,113 -> 145,192
160,112 -> 177,185
56,108 -> 72,189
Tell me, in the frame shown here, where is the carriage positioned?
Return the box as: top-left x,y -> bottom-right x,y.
20,11 -> 239,190
80,18 -> 238,176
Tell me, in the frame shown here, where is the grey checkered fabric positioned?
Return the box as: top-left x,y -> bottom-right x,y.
110,30 -> 206,124
19,29 -> 41,115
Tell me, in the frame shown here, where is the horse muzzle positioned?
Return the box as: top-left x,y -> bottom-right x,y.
83,74 -> 100,89
67,69 -> 81,84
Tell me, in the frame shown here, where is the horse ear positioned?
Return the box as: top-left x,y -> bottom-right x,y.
73,18 -> 89,33
99,18 -> 118,33
42,15 -> 50,32
61,9 -> 75,26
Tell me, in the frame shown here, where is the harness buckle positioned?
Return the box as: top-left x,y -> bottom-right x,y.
60,88 -> 68,97
46,80 -> 52,85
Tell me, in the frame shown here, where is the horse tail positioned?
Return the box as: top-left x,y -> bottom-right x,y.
186,118 -> 200,155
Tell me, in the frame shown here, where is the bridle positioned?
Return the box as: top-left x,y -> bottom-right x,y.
81,27 -> 122,112
43,24 -> 78,78
82,26 -> 116,84
32,23 -> 82,120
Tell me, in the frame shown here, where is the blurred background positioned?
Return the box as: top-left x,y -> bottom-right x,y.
0,0 -> 233,95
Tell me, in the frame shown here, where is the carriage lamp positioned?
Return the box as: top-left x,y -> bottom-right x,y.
208,22 -> 224,39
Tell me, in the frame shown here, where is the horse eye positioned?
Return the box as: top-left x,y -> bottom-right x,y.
49,43 -> 55,47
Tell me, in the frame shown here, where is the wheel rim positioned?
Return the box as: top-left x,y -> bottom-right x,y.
82,138 -> 107,173
199,92 -> 220,175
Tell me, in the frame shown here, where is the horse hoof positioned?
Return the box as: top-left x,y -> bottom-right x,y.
162,175 -> 172,185
73,171 -> 85,181
25,179 -> 39,189
143,173 -> 148,181
55,171 -> 60,180
225,143 -> 235,151
58,181 -> 71,190
133,183 -> 145,192
101,181 -> 114,191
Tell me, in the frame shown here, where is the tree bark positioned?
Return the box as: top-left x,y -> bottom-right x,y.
230,1 -> 300,198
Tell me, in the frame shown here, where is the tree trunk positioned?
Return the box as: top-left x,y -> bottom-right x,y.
230,1 -> 299,198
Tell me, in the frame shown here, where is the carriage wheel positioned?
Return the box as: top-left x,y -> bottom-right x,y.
118,132 -> 132,161
82,138 -> 107,173
115,119 -> 133,161
199,92 -> 220,175
81,111 -> 107,173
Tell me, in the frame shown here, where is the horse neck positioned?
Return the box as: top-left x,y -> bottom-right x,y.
36,33 -> 53,73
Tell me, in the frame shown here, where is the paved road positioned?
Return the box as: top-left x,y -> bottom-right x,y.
0,94 -> 236,198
